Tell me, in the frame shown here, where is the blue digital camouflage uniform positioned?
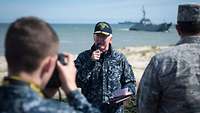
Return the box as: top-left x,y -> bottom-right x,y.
75,44 -> 136,113
137,36 -> 200,113
0,77 -> 101,113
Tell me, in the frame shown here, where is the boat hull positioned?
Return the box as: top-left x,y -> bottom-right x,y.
129,23 -> 172,32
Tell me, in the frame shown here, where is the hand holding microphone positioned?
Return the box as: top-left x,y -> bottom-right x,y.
91,44 -> 102,61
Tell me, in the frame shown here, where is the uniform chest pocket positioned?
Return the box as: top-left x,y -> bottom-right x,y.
106,61 -> 122,80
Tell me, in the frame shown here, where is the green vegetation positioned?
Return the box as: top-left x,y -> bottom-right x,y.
124,96 -> 136,113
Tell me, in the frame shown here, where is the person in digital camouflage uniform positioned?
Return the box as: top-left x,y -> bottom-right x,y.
137,3 -> 200,113
0,16 -> 100,113
75,22 -> 136,113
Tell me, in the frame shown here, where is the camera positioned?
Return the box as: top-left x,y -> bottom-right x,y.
45,53 -> 67,88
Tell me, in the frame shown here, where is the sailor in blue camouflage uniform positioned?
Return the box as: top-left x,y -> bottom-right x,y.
137,3 -> 200,113
75,22 -> 136,113
0,16 -> 100,113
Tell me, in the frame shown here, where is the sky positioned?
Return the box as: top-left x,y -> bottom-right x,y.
0,0 -> 199,24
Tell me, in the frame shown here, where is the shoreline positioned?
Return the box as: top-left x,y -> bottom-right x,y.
0,45 -> 171,86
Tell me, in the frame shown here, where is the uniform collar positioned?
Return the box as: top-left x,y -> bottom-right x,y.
176,35 -> 200,45
3,76 -> 44,97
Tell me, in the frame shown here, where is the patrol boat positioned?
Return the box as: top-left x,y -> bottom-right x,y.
129,7 -> 172,32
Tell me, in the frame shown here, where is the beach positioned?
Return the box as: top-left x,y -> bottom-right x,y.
118,46 -> 170,86
0,45 -> 171,86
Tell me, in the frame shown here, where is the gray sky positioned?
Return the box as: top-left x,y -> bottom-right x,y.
0,0 -> 199,24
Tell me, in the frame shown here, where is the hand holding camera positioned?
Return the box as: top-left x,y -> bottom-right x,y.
45,53 -> 66,88
56,53 -> 77,94
45,53 -> 77,95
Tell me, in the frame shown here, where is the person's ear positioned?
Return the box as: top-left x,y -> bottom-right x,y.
43,58 -> 52,74
93,34 -> 96,42
40,56 -> 57,89
109,36 -> 112,44
41,57 -> 56,79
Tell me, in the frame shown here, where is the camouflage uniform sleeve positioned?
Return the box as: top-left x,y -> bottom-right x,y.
67,89 -> 101,113
121,56 -> 136,95
136,56 -> 161,113
75,53 -> 95,88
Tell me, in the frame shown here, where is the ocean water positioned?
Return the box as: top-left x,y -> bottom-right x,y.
0,23 -> 179,55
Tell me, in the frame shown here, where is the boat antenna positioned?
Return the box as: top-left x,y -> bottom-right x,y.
142,6 -> 146,19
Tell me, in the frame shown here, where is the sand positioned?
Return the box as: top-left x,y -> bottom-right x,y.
117,46 -> 170,86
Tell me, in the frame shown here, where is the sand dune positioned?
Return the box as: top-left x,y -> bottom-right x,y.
118,46 -> 170,86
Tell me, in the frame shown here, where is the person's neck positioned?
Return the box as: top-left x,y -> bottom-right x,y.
8,71 -> 41,87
